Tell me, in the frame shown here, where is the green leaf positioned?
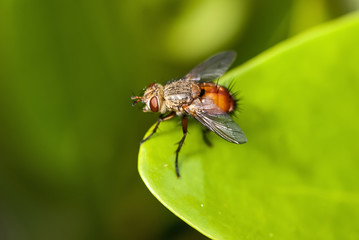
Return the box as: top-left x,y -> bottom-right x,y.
138,12 -> 359,239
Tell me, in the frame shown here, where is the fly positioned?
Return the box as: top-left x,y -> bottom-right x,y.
132,51 -> 247,178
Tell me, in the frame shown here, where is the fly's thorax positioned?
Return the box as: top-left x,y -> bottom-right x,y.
163,80 -> 201,112
142,83 -> 167,114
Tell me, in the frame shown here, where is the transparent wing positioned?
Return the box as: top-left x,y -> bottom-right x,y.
183,51 -> 236,82
185,98 -> 247,144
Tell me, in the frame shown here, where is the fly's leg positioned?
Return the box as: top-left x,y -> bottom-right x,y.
202,128 -> 213,147
175,115 -> 188,178
140,112 -> 176,145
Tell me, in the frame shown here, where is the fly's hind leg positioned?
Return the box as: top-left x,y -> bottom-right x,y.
175,115 -> 188,178
140,112 -> 176,145
202,128 -> 213,147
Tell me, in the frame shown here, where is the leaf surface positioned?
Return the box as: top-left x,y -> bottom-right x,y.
139,12 -> 359,239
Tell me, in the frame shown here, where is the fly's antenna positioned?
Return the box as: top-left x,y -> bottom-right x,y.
131,96 -> 143,106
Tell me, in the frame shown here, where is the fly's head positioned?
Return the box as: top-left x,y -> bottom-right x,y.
131,83 -> 166,114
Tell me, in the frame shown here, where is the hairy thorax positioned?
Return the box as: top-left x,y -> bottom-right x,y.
164,80 -> 201,114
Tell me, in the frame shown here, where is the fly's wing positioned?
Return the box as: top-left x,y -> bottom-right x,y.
183,51 -> 236,82
185,98 -> 247,144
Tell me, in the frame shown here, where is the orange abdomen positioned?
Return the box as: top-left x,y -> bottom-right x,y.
199,83 -> 235,113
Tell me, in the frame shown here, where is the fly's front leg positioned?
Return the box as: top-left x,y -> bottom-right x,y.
175,115 -> 188,178
140,112 -> 176,145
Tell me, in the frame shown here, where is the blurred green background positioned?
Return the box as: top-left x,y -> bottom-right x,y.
0,0 -> 358,239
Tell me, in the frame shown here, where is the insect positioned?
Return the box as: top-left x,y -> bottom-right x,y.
132,51 -> 247,177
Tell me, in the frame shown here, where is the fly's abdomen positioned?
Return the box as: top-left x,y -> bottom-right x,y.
199,82 -> 235,113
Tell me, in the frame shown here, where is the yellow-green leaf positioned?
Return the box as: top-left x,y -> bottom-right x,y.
139,12 -> 359,239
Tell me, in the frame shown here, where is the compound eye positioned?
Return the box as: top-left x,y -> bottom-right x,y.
149,96 -> 159,112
